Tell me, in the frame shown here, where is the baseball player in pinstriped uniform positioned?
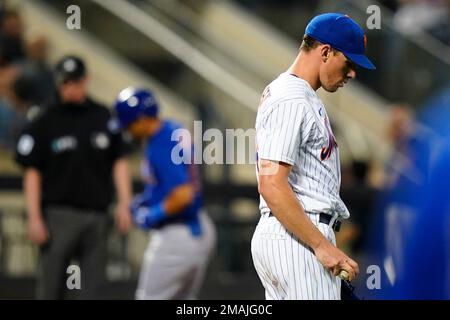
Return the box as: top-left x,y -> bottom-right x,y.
251,13 -> 376,300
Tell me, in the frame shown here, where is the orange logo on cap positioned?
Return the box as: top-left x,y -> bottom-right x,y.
363,34 -> 367,49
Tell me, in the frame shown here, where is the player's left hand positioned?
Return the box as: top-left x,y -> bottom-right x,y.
130,196 -> 167,230
115,202 -> 132,234
131,206 -> 162,230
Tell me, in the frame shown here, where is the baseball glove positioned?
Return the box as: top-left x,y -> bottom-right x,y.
341,280 -> 362,300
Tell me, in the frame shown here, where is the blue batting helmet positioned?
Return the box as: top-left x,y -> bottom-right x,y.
114,87 -> 159,128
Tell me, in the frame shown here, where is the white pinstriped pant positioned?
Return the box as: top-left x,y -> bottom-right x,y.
251,212 -> 341,300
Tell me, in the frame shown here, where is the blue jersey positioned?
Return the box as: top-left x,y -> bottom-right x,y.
140,120 -> 203,232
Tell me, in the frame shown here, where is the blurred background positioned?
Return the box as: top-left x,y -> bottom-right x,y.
0,0 -> 449,299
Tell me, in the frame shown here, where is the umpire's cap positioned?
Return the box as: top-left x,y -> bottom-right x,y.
114,87 -> 159,128
54,55 -> 87,85
306,13 -> 376,70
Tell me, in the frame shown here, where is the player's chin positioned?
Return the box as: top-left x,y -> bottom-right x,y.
323,85 -> 340,93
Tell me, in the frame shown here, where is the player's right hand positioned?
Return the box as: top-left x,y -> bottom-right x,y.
314,239 -> 359,281
28,216 -> 49,246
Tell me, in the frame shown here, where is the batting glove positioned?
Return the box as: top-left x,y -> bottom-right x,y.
131,202 -> 167,230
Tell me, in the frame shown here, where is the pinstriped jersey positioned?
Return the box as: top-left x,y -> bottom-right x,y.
256,73 -> 350,218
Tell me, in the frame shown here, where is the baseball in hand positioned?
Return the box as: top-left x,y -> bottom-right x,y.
339,270 -> 350,281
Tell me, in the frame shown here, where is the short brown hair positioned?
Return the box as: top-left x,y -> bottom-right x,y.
300,35 -> 321,52
300,34 -> 341,56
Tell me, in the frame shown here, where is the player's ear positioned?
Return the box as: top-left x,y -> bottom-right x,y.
320,45 -> 332,62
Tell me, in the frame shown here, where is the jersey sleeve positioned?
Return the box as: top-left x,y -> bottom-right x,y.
14,121 -> 46,170
256,99 -> 307,165
107,117 -> 132,160
152,139 -> 190,191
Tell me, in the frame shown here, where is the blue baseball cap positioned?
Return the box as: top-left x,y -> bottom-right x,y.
305,13 -> 376,70
114,87 -> 159,128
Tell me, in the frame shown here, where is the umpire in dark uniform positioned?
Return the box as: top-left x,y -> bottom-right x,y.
15,55 -> 133,299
